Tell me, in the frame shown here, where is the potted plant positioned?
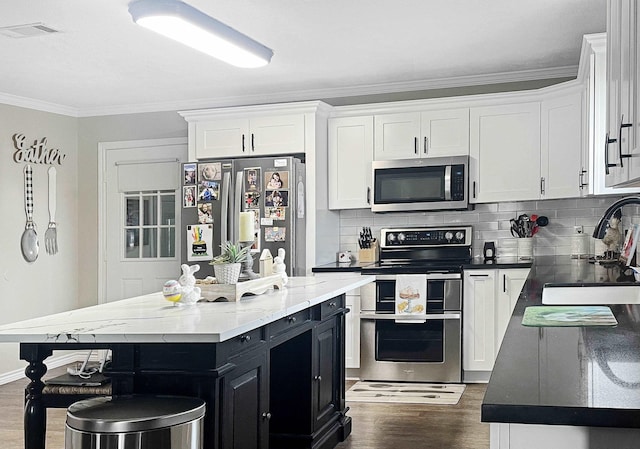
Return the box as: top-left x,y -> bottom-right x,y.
210,241 -> 249,284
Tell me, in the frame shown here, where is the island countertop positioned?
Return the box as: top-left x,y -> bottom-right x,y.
0,275 -> 374,345
482,256 -> 640,428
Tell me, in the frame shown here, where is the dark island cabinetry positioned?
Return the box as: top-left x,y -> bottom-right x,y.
19,294 -> 351,449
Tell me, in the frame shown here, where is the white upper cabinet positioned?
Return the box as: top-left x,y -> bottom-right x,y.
469,102 -> 541,203
541,90 -> 583,200
374,112 -> 421,160
374,109 -> 469,160
328,116 -> 374,210
420,109 -> 470,158
605,0 -> 640,187
193,114 -> 305,159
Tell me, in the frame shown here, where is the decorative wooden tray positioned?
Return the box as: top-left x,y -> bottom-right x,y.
199,274 -> 283,302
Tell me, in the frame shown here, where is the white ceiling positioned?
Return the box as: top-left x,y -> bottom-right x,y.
0,0 -> 606,117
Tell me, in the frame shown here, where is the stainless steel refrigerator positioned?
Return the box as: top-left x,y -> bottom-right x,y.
180,156 -> 306,277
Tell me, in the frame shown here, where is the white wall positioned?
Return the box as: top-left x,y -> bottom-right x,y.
0,104 -> 78,374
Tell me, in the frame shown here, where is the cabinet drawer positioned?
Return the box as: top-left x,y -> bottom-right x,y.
319,296 -> 345,320
223,327 -> 265,357
269,309 -> 311,339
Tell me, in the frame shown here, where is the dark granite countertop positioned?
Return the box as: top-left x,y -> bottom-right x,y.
482,256 -> 640,428
312,256 -> 532,273
312,261 -> 376,272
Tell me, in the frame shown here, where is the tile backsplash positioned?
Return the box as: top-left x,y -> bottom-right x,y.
340,195 -> 640,260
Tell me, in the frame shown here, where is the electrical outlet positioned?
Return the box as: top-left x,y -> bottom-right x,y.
574,225 -> 584,234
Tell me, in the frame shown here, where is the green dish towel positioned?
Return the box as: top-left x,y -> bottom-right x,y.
522,306 -> 617,327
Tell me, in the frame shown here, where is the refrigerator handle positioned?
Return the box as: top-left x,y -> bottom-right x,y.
221,171 -> 231,244
234,170 -> 244,243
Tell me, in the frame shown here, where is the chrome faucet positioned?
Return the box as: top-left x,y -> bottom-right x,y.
592,196 -> 640,239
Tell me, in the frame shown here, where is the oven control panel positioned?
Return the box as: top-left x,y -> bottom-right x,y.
380,226 -> 472,247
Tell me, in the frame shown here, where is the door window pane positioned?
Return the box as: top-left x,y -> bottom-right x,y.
160,227 -> 176,257
143,195 -> 158,225
126,197 -> 139,226
125,229 -> 139,258
143,228 -> 158,258
161,195 -> 175,225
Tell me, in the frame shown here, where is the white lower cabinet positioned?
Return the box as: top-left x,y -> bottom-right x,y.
345,292 -> 360,369
463,270 -> 497,372
463,268 -> 530,377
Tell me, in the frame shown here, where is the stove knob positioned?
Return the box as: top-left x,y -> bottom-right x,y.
455,231 -> 465,242
445,231 -> 453,241
397,233 -> 406,242
387,233 -> 396,243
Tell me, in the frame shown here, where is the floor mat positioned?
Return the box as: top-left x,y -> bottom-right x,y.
346,381 -> 466,405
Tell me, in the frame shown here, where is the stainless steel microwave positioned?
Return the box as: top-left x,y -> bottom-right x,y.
371,156 -> 469,212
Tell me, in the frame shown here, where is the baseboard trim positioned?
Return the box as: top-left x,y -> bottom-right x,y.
0,351 -> 92,386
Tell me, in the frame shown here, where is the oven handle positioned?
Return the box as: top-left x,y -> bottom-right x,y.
360,312 -> 461,320
373,273 -> 461,281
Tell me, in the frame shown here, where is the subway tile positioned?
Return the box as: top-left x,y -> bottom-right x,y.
473,203 -> 498,212
339,210 -> 360,218
556,208 -> 599,218
498,201 -> 538,212
479,212 -> 515,222
536,199 -> 577,210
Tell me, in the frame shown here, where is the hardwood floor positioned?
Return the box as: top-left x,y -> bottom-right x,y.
337,382 -> 489,449
0,369 -> 488,449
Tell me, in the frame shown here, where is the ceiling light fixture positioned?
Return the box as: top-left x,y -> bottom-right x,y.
128,0 -> 273,68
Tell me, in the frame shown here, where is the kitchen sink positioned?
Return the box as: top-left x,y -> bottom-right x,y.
541,284 -> 640,305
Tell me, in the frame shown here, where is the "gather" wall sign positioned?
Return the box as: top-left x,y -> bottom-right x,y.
12,133 -> 66,165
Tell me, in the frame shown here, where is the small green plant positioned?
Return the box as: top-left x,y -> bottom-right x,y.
210,241 -> 250,265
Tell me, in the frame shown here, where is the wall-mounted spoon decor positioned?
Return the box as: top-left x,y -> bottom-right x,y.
45,166 -> 58,255
21,164 -> 39,262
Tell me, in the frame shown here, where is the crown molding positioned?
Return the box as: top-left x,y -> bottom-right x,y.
1,65 -> 578,118
0,91 -> 79,117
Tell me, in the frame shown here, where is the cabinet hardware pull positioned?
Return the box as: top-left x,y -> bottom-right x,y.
240,335 -> 251,343
241,134 -> 245,152
579,169 -> 588,189
540,177 -> 545,195
367,187 -> 371,204
618,115 -> 633,168
288,316 -> 296,323
605,132 -> 617,175
314,375 -> 322,381
251,133 -> 255,152
469,274 -> 489,277
414,137 -> 418,154
473,181 -> 476,199
503,274 -> 507,293
262,412 -> 272,420
424,137 -> 428,154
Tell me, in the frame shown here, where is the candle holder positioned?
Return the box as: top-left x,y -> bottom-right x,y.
239,241 -> 259,280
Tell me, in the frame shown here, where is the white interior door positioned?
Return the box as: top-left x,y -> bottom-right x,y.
101,139 -> 187,303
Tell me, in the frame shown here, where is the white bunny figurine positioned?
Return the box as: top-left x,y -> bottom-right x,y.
273,249 -> 288,285
178,264 -> 201,305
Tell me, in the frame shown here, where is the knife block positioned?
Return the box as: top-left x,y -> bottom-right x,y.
358,242 -> 379,263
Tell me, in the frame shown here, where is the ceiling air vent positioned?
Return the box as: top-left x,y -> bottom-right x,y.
0,22 -> 59,38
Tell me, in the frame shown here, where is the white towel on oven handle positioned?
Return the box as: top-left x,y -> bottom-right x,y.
395,274 -> 426,324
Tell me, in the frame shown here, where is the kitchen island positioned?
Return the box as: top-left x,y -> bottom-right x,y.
481,257 -> 640,449
0,274 -> 374,449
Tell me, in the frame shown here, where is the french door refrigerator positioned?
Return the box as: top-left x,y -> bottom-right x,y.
180,156 -> 306,277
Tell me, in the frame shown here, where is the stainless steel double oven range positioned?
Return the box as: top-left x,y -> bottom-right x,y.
360,226 -> 472,383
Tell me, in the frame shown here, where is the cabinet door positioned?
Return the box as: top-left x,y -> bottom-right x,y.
541,92 -> 583,199
495,269 -> 530,352
469,103 -> 541,203
630,3 -> 640,181
345,293 -> 360,369
249,114 -> 305,156
313,318 -> 338,432
420,108 -> 470,157
463,270 -> 497,371
328,116 -> 373,209
220,351 -> 269,449
374,112 -> 421,160
195,118 -> 249,159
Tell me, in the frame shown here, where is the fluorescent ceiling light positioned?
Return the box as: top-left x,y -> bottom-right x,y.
128,0 -> 273,68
